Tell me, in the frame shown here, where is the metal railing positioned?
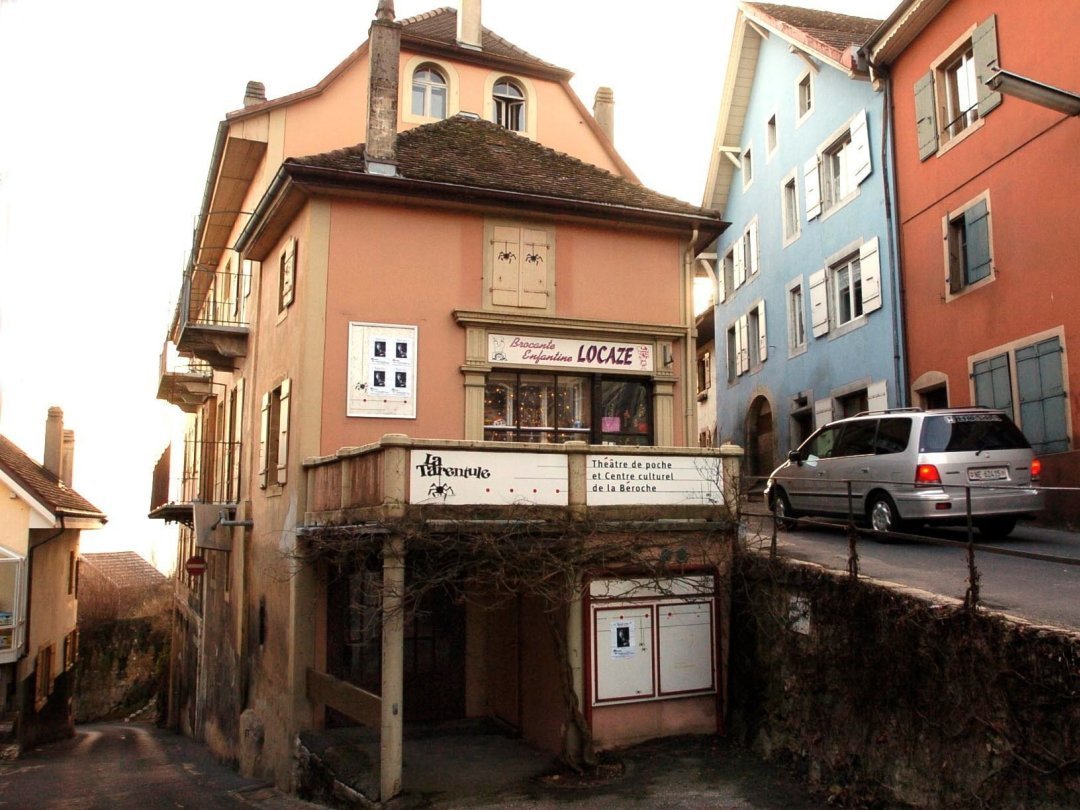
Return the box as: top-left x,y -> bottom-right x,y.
743,474 -> 1080,612
182,267 -> 249,329
178,439 -> 242,505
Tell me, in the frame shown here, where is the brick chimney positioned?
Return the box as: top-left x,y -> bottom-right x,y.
44,406 -> 64,480
244,81 -> 266,108
593,87 -> 615,143
365,0 -> 402,176
457,0 -> 482,50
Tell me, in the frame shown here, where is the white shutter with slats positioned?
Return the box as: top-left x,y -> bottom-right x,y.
814,397 -> 834,429
809,269 -> 829,337
860,237 -> 882,313
259,392 -> 270,489
232,378 -> 244,497
867,380 -> 888,413
849,108 -> 872,186
281,238 -> 296,307
733,234 -> 746,288
738,314 -> 750,374
748,220 -> 759,276
277,378 -> 291,485
804,156 -> 822,220
757,300 -> 768,362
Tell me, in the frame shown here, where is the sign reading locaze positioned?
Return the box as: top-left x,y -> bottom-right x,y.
586,454 -> 724,506
488,334 -> 654,372
409,450 -> 569,506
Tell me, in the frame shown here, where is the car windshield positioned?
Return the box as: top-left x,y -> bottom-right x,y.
919,413 -> 1031,452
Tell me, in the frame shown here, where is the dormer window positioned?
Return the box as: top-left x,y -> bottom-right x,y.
411,66 -> 447,119
493,78 -> 525,131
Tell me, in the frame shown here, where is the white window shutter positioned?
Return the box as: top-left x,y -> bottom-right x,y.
232,378 -> 244,497
814,397 -> 834,429
715,257 -> 725,302
259,392 -> 270,489
867,380 -> 888,413
281,238 -> 296,307
519,228 -> 550,308
804,156 -> 822,220
277,379 -> 291,485
491,226 -> 522,306
849,109 -> 872,186
860,237 -> 882,313
733,235 -> 746,288
757,300 -> 768,362
748,220 -> 759,276
809,268 -> 829,337
738,314 -> 750,374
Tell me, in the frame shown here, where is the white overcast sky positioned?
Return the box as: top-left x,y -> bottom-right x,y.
0,0 -> 898,570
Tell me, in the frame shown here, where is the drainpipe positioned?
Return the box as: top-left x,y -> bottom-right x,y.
684,228 -> 700,446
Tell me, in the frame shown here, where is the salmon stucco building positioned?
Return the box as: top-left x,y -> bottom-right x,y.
151,1 -> 737,800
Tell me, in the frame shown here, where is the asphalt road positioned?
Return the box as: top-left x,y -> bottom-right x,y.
0,723 -> 317,809
748,515 -> 1080,629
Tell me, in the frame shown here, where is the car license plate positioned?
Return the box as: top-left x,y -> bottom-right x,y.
968,467 -> 1007,481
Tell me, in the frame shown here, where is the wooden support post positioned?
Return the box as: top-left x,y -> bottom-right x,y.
380,532 -> 405,801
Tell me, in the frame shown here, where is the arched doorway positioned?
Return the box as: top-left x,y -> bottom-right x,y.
746,395 -> 775,482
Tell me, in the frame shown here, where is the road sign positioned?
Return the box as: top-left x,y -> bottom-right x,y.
185,555 -> 208,577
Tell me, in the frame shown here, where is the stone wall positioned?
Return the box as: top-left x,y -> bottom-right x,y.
729,552 -> 1080,808
75,617 -> 169,723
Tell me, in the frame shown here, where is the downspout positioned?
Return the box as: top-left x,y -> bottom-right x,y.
684,228 -> 700,446
866,55 -> 910,407
20,516 -> 66,664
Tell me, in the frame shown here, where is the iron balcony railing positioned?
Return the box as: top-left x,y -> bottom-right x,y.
179,439 -> 243,506
181,266 -> 250,329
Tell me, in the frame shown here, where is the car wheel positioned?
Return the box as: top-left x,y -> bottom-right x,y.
976,517 -> 1017,539
771,489 -> 797,530
867,494 -> 901,540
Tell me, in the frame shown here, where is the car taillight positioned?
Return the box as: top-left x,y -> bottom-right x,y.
1031,458 -> 1041,482
915,464 -> 941,485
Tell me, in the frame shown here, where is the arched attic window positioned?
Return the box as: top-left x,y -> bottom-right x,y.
411,65 -> 447,119
492,78 -> 525,131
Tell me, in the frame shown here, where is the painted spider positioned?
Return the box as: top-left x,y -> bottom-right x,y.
428,482 -> 454,498
497,249 -> 517,262
525,252 -> 543,264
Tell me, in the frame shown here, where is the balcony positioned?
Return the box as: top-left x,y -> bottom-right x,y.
148,439 -> 241,526
174,267 -> 249,371
0,546 -> 27,664
303,435 -> 743,528
157,342 -> 213,413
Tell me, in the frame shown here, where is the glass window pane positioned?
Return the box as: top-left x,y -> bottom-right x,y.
431,87 -> 446,119
556,377 -> 590,432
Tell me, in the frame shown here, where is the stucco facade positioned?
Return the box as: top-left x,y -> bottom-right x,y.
867,0 -> 1080,520
153,2 -> 734,799
703,2 -> 904,483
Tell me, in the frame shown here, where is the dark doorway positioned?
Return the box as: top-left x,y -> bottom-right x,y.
746,396 -> 775,479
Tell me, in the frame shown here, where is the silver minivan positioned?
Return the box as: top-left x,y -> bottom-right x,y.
764,408 -> 1044,537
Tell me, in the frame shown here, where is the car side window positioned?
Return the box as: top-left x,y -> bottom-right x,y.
875,417 -> 912,454
804,425 -> 841,460
833,420 -> 877,457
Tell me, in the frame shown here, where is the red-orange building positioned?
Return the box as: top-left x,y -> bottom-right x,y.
866,0 -> 1080,519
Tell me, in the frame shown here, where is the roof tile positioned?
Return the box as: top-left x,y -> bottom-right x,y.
0,434 -> 106,520
80,551 -> 166,590
748,3 -> 882,52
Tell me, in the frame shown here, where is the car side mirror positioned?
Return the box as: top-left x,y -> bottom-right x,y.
787,450 -> 802,465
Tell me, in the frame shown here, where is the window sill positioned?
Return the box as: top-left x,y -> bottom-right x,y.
944,268 -> 995,303
782,229 -> 801,249
827,313 -> 868,341
936,117 -> 984,158
697,390 -> 709,402
819,188 -> 860,223
788,343 -> 808,359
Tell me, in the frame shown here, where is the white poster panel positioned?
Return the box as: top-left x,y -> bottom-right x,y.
594,606 -> 654,703
657,601 -> 715,695
489,333 -> 654,373
409,450 -> 568,506
586,455 -> 724,506
347,323 -> 417,418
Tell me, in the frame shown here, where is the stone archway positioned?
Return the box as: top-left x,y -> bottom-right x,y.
745,395 -> 775,482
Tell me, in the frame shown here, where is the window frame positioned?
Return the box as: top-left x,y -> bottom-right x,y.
809,237 -> 882,339
483,220 -> 556,314
943,191 -> 994,300
259,378 -> 291,489
493,77 -> 526,132
781,169 -> 800,246
766,113 -> 778,161
796,69 -> 814,126
786,278 -> 807,357
278,237 -> 297,313
741,144 -> 753,191
411,64 -> 448,120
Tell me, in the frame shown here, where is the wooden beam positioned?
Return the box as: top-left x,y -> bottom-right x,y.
306,668 -> 382,727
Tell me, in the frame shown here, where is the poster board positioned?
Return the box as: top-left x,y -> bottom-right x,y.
593,606 -> 655,702
347,323 -> 417,418
657,600 -> 715,695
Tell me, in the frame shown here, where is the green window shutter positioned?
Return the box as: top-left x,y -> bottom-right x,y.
914,71 -> 938,161
964,200 -> 991,284
972,353 -> 1012,415
1016,337 -> 1069,453
973,15 -> 1002,117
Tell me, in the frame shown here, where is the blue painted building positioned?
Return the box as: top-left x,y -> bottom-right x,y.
702,2 -> 905,481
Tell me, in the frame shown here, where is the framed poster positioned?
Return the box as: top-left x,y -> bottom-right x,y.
347,323 -> 417,418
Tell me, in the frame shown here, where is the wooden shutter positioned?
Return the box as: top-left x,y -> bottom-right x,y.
713,256 -> 725,303
737,315 -> 750,374
809,268 -> 829,337
849,108 -> 872,186
491,226 -> 522,306
972,353 -> 1013,414
757,300 -> 768,362
277,379 -> 291,485
867,380 -> 888,413
748,220 -> 759,276
281,238 -> 296,308
519,228 -> 549,308
914,71 -> 938,161
733,234 -> 746,288
232,378 -> 244,498
973,15 -> 1002,117
259,392 -> 270,489
964,200 -> 992,283
1016,337 -> 1069,453
804,156 -> 821,220
860,237 -> 882,313
814,397 -> 834,429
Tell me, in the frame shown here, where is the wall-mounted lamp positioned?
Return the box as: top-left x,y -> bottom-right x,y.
985,68 -> 1080,116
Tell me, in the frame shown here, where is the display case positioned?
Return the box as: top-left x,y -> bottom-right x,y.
0,545 -> 27,664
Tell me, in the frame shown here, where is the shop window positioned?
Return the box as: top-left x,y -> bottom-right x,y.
483,372 -> 651,445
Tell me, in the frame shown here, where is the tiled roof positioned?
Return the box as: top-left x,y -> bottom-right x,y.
290,115 -> 717,219
80,552 -> 166,590
0,434 -> 106,520
748,3 -> 882,51
400,7 -> 565,74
